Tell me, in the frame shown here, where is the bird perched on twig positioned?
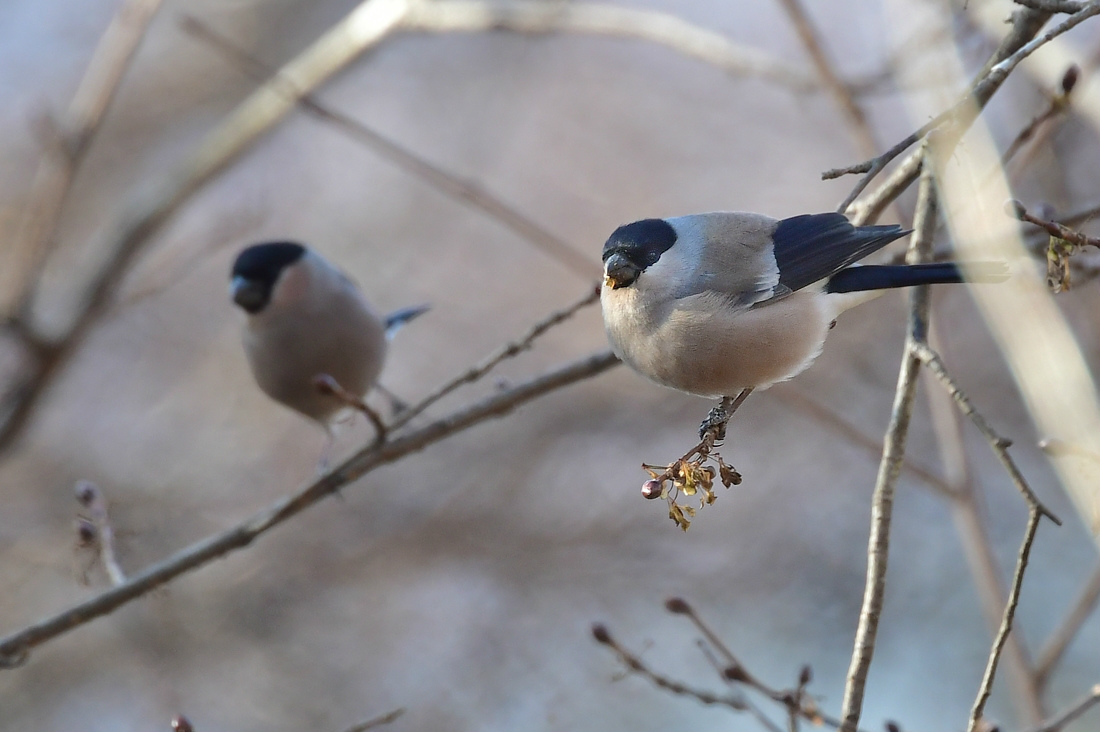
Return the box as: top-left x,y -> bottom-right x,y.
230,241 -> 428,450
600,211 -> 1005,431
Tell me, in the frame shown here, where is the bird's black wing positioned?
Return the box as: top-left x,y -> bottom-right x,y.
771,213 -> 909,293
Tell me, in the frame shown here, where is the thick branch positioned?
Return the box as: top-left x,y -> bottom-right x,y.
0,349 -> 620,667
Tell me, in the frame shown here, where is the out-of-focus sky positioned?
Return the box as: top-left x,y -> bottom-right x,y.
1,1 -> 1099,730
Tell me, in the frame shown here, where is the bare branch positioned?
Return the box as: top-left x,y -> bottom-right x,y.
1007,200 -> 1100,248
1,0 -> 166,317
1036,563 -> 1100,687
342,708 -> 406,732
838,147 -> 937,732
0,349 -> 620,667
390,285 -> 601,431
967,508 -> 1043,732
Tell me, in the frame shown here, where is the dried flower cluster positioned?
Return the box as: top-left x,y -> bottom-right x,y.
642,440 -> 742,530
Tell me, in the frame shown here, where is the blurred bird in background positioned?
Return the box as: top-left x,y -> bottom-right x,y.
230,241 -> 428,463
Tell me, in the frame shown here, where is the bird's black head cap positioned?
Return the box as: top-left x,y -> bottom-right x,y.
601,219 -> 677,289
230,241 -> 306,313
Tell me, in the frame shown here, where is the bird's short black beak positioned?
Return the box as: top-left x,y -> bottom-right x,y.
230,276 -> 268,314
603,253 -> 640,289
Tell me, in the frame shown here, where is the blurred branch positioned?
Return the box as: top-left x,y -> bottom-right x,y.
1002,65 -> 1079,171
0,0 -> 410,457
1,0 -> 166,317
770,385 -> 954,498
0,349 -> 620,667
180,14 -> 597,280
1029,684 -> 1100,732
775,0 -> 877,159
1014,0 -> 1087,12
342,708 -> 406,732
401,0 -> 818,91
839,148 -> 937,732
1035,563 -> 1100,688
844,7 -> 1057,223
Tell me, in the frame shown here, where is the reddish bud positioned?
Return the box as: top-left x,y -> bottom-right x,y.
591,623 -> 612,645
1061,65 -> 1079,95
641,479 -> 663,500
664,597 -> 691,614
74,480 -> 98,506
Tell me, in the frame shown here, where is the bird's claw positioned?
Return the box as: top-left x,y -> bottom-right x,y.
699,406 -> 729,441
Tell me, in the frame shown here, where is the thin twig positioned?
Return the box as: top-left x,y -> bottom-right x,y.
342,708 -> 406,732
911,344 -> 1061,526
1035,563 -> 1100,687
179,15 -> 596,280
74,481 -> 126,587
665,598 -> 844,730
838,148 -> 937,732
592,620 -> 847,731
591,623 -> 752,712
0,350 -> 620,667
1029,684 -> 1100,732
922,328 -> 1043,724
389,285 -> 601,431
967,508 -> 1043,732
2,0 -> 166,318
844,8 -> 1056,223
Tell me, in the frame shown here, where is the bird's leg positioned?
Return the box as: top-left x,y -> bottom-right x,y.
698,388 -> 753,441
313,374 -> 388,445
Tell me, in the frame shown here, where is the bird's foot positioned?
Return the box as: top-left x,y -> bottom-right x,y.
699,405 -> 729,441
313,374 -> 388,445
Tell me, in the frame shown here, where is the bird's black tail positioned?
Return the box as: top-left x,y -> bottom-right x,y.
385,304 -> 431,339
825,262 -> 1008,294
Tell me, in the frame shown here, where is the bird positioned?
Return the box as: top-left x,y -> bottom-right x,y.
599,211 -> 1004,420
230,241 -> 428,449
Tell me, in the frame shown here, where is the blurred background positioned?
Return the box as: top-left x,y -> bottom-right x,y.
1,0 -> 1099,730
